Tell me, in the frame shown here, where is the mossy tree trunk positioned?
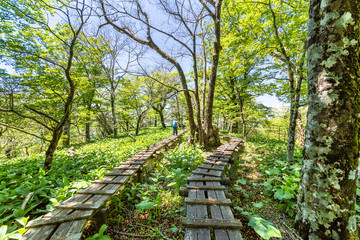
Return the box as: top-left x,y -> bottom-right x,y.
295,0 -> 359,239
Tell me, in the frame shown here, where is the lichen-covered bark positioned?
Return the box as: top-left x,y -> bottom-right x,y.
295,0 -> 359,239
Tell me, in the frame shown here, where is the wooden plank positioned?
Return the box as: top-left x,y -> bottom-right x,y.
55,195 -> 109,210
185,185 -> 226,191
26,210 -> 93,228
114,166 -> 140,170
187,176 -> 221,182
203,161 -> 227,166
184,198 -> 232,206
198,165 -> 225,171
43,209 -> 73,219
104,170 -> 135,176
20,228 -> 42,240
182,219 -> 242,229
192,170 -> 222,177
120,160 -> 144,165
77,189 -> 115,195
207,182 -> 229,240
93,175 -> 129,184
50,219 -> 87,240
50,233 -> 82,240
20,225 -> 57,240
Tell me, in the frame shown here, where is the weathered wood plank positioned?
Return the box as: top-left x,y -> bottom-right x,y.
198,165 -> 225,171
55,195 -> 109,210
50,219 -> 87,240
192,170 -> 222,177
182,219 -> 242,229
184,198 -> 232,206
104,170 -> 135,176
26,210 -> 93,228
203,161 -> 227,166
187,176 -> 221,182
114,166 -> 140,170
185,185 -> 226,190
20,225 -> 57,240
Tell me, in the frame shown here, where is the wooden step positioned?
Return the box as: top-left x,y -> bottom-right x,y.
77,189 -> 117,195
203,160 -> 227,166
185,185 -> 226,190
184,198 -> 232,206
55,195 -> 109,210
26,211 -> 93,228
104,170 -> 135,176
191,170 -> 222,177
114,166 -> 140,170
93,177 -> 129,184
198,165 -> 224,171
182,218 -> 242,229
187,176 -> 221,182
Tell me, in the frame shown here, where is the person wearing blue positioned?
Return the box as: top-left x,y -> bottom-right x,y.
172,119 -> 178,135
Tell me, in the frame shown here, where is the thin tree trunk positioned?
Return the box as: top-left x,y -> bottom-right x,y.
204,0 -> 223,147
62,118 -> 70,146
297,112 -> 305,148
43,26 -> 81,170
110,94 -> 117,138
159,110 -> 166,128
295,1 -> 359,239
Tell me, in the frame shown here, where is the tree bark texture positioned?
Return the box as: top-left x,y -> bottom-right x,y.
62,118 -> 71,146
295,1 -> 359,239
204,0 -> 222,148
110,93 -> 117,138
297,112 -> 305,148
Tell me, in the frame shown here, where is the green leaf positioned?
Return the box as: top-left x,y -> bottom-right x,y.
252,202 -> 264,209
265,225 -> 282,239
135,201 -> 154,211
0,225 -> 8,239
62,177 -> 70,187
15,217 -> 28,227
170,226 -> 178,232
98,224 -> 107,236
236,179 -> 246,185
274,189 -> 293,200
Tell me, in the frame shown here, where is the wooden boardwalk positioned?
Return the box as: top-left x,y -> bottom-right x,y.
20,131 -> 186,240
182,135 -> 244,240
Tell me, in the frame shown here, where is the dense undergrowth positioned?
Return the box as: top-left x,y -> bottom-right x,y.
0,127 -> 171,239
229,134 -> 303,239
229,134 -> 360,239
101,142 -> 205,239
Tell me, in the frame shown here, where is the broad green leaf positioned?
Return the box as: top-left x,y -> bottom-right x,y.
135,201 -> 154,211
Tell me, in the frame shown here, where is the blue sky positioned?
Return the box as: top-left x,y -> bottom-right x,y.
256,94 -> 287,108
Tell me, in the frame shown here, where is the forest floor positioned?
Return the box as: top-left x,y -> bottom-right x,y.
83,135 -> 303,240
83,134 -> 360,240
230,142 -> 301,240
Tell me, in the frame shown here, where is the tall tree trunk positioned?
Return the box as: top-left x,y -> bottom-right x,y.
159,110 -> 166,128
286,71 -> 303,162
295,1 -> 359,239
62,118 -> 71,146
231,118 -> 238,133
135,114 -> 142,136
43,27 -> 80,170
85,121 -> 90,142
297,112 -> 305,148
204,0 -> 222,148
110,93 -> 117,138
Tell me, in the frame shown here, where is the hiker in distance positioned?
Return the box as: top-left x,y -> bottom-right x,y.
172,119 -> 178,135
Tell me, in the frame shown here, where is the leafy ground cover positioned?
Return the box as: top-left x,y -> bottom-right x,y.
229,135 -> 302,240
229,134 -> 360,239
87,142 -> 205,239
0,127 -> 171,238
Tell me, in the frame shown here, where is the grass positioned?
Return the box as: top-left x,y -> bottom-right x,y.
95,142 -> 205,239
0,127 -> 171,238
